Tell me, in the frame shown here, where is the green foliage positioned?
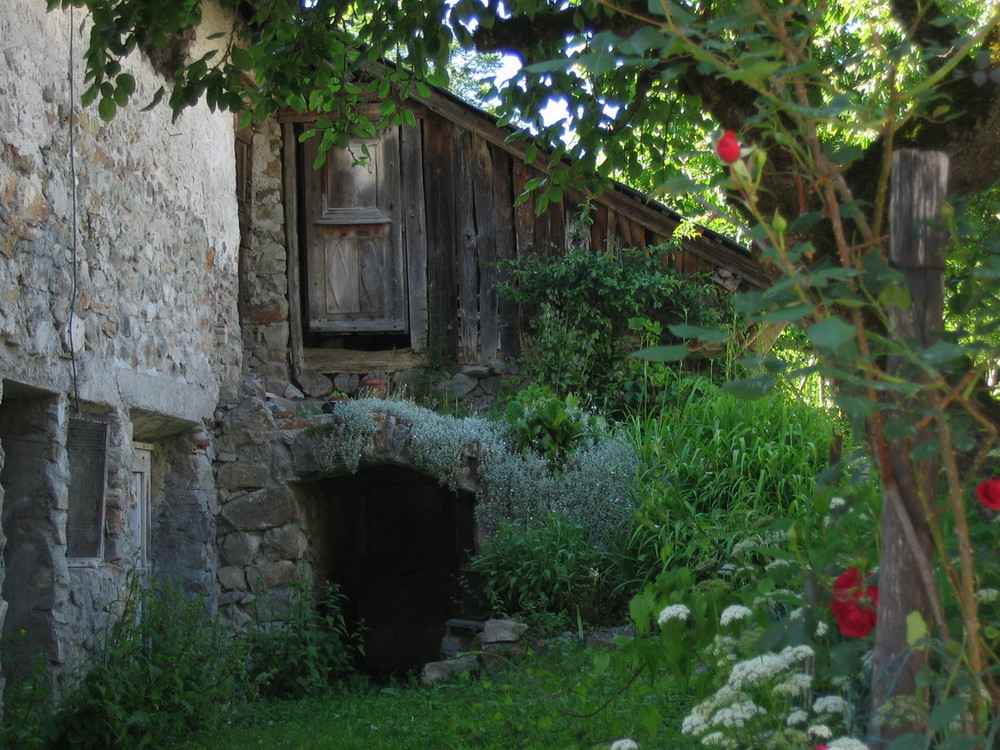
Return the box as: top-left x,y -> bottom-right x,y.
611,474 -> 885,748
466,514 -> 622,628
503,384 -> 608,466
47,573 -> 250,749
495,244 -> 732,410
246,579 -> 361,699
0,645 -> 53,750
626,376 -> 839,580
178,644 -> 691,750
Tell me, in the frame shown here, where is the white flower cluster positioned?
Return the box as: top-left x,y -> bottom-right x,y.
682,684 -> 766,741
658,603 -> 691,624
713,700 -> 768,728
786,709 -> 808,726
609,740 -> 638,750
773,671 -> 813,697
730,529 -> 788,559
765,558 -> 796,570
809,723 -> 833,740
728,645 -> 814,689
813,695 -> 849,715
825,739 -> 870,749
976,587 -> 999,604
719,605 -> 752,626
682,642 -> 827,747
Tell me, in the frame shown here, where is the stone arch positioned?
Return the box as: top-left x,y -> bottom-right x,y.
214,395 -> 487,674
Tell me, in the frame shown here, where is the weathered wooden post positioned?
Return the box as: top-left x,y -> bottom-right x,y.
871,149 -> 949,740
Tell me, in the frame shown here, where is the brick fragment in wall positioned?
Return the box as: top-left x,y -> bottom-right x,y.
245,301 -> 287,325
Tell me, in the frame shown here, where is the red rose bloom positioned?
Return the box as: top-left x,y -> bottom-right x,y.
830,567 -> 878,638
975,479 -> 1000,510
717,130 -> 741,163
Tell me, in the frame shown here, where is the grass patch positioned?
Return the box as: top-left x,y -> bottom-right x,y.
178,642 -> 690,750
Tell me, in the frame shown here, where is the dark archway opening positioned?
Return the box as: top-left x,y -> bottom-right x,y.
299,465 -> 477,676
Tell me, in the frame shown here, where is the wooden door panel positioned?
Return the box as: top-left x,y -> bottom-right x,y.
303,127 -> 407,333
309,224 -> 406,331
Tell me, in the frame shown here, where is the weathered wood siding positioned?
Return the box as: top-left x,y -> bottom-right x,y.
408,104 -> 738,363
291,95 -> 764,367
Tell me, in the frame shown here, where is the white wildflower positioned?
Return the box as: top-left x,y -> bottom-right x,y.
976,588 -> 999,604
682,711 -> 709,736
658,603 -> 691,624
783,644 -> 815,663
830,496 -> 847,511
809,723 -> 833,740
708,635 -> 737,658
813,695 -> 849,715
815,619 -> 829,637
766,558 -> 795,570
774,672 -> 813,696
730,538 -> 759,557
700,731 -> 732,747
828,739 -> 870,750
720,605 -> 753,626
787,709 -> 808,726
728,653 -> 787,689
610,740 -> 638,750
710,700 -> 766,728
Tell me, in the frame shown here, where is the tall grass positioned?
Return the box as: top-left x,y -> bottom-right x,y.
624,376 -> 840,577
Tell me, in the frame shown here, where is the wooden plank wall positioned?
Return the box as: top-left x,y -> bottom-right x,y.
415,108 -> 723,365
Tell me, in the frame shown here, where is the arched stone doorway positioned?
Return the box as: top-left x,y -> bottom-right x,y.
295,465 -> 477,675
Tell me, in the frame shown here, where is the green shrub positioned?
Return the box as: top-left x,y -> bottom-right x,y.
503,384 -> 608,466
495,244 -> 732,409
0,646 -> 52,750
467,514 -> 625,628
48,573 -> 249,750
246,579 -> 361,699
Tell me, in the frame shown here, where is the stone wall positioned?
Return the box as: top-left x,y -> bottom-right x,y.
241,119 -> 292,393
0,0 -> 241,698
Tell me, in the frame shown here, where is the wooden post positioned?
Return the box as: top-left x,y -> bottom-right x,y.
871,149 -> 948,740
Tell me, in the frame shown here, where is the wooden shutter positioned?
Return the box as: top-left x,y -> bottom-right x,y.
303,130 -> 407,333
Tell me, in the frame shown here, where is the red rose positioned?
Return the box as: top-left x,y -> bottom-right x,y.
831,598 -> 877,638
816,746 -> 829,750
975,479 -> 1000,510
831,567 -> 878,638
717,130 -> 741,163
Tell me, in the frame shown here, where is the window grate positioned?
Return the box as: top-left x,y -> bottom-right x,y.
66,416 -> 109,559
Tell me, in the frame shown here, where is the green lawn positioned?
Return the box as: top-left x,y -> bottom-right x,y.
177,643 -> 690,750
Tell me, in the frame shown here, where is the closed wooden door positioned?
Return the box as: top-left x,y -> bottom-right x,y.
303,129 -> 407,333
